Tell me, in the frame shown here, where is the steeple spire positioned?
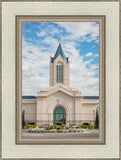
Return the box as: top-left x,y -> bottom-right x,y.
50,37 -> 70,86
50,37 -> 68,63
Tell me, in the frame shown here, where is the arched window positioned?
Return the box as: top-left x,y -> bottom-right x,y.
53,106 -> 66,124
56,64 -> 63,83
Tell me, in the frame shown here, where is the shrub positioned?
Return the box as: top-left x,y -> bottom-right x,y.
80,124 -> 88,129
61,124 -> 66,128
32,124 -> 39,128
26,124 -> 32,129
50,124 -> 66,129
50,124 -> 58,129
88,124 -> 94,130
95,109 -> 99,129
26,124 -> 38,129
22,110 -> 25,129
54,125 -> 58,129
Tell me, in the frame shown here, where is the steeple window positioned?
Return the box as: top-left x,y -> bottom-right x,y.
56,64 -> 63,83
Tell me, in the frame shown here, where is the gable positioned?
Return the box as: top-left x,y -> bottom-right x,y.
46,90 -> 75,101
54,54 -> 65,65
37,86 -> 82,98
51,44 -> 68,63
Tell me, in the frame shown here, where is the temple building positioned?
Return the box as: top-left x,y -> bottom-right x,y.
22,38 -> 99,126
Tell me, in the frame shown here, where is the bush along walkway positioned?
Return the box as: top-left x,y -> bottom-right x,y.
25,123 -> 98,133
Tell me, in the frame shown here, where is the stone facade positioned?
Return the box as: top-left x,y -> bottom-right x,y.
50,55 -> 70,86
22,40 -> 99,126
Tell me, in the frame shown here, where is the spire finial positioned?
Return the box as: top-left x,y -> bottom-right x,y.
59,37 -> 62,44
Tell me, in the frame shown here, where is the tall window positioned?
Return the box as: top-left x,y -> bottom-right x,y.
56,65 -> 63,83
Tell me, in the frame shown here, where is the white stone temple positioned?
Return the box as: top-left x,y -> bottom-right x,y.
22,38 -> 99,126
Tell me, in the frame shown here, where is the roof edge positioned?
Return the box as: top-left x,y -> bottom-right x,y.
22,95 -> 99,99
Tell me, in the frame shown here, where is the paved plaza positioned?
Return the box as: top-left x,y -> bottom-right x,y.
22,129 -> 99,139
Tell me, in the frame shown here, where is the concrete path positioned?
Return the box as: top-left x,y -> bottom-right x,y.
22,129 -> 99,139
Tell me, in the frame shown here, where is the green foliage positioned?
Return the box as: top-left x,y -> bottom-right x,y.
88,124 -> 94,130
95,109 -> 99,129
80,124 -> 88,129
50,124 -> 58,129
80,124 -> 94,130
32,124 -> 38,128
61,124 -> 66,128
26,124 -> 32,129
50,124 -> 66,129
26,124 -> 38,129
22,110 -> 25,129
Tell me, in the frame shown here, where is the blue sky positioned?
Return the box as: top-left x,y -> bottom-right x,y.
22,22 -> 99,96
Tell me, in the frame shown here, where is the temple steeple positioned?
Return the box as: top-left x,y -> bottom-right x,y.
51,38 -> 68,63
50,38 -> 70,87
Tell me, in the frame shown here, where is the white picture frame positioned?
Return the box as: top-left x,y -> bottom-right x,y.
1,1 -> 120,159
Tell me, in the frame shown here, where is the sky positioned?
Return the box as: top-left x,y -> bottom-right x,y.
22,22 -> 99,96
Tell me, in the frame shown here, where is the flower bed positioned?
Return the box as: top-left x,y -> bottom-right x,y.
26,124 -> 95,133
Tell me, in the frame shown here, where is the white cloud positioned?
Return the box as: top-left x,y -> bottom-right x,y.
94,54 -> 99,57
90,64 -> 99,70
40,36 -> 58,47
85,52 -> 93,57
55,22 -> 99,43
22,30 -> 99,96
37,24 -> 62,38
36,31 -> 47,37
60,41 -> 99,96
22,37 -> 51,95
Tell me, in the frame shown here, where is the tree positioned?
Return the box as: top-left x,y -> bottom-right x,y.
95,109 -> 99,129
22,110 -> 25,129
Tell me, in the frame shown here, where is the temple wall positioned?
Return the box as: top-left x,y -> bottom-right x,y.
37,92 -> 75,126
22,99 -> 37,123
22,98 -> 99,126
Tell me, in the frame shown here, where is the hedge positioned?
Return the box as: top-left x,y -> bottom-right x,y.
80,124 -> 94,130
88,124 -> 94,130
26,124 -> 38,129
80,124 -> 88,129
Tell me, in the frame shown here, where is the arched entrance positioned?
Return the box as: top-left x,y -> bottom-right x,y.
53,106 -> 66,124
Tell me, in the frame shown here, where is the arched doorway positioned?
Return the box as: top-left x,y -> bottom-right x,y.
53,106 -> 66,124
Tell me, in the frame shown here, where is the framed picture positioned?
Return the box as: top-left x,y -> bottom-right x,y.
1,0 -> 120,159
16,16 -> 105,145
